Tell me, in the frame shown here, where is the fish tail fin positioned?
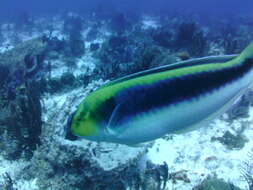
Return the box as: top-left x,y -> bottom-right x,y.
239,42 -> 253,61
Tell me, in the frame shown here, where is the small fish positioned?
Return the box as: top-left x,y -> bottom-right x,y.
69,42 -> 253,145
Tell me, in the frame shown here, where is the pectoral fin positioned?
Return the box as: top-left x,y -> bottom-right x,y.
106,103 -> 123,136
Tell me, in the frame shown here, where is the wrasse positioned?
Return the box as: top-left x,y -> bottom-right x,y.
69,42 -> 253,145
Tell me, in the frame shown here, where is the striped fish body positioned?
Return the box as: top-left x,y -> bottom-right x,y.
70,42 -> 253,145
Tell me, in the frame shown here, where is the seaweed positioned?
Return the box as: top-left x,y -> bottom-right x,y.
175,22 -> 207,56
96,35 -> 135,78
63,16 -> 85,57
136,45 -> 164,70
143,161 -> 169,190
96,30 -> 178,80
177,22 -> 198,43
0,38 -> 47,159
25,137 -> 170,190
151,26 -> 173,48
80,161 -> 169,190
45,71 -> 84,94
0,173 -> 17,190
1,80 -> 43,159
193,177 -> 241,190
224,38 -> 239,54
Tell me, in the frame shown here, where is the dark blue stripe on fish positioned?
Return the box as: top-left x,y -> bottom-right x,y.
111,58 -> 253,127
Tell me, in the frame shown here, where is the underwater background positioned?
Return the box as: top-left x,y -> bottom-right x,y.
0,0 -> 253,189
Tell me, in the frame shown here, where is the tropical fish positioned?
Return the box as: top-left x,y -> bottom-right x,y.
69,42 -> 253,145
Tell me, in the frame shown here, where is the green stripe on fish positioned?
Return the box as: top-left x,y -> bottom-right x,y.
70,42 -> 253,145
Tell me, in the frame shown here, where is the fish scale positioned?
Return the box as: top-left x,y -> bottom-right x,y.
70,42 -> 253,145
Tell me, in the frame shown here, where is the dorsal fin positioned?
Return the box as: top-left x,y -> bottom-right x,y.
102,54 -> 237,88
239,42 -> 253,60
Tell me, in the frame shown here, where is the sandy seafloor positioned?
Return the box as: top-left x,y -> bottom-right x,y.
0,15 -> 253,190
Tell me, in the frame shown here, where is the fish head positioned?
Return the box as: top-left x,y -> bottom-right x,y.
70,103 -> 101,141
70,90 -> 117,142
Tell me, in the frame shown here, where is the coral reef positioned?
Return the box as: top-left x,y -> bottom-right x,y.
0,38 -> 47,159
1,80 -> 42,159
96,34 -> 139,78
23,138 -> 173,190
95,30 -> 178,80
0,11 -> 253,190
20,79 -> 149,190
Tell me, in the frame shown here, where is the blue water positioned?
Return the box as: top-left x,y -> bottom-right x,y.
1,0 -> 253,18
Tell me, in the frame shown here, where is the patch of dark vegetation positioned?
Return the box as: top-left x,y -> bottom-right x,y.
96,34 -> 140,78
95,29 -> 181,80
150,21 -> 207,56
63,15 -> 85,57
151,25 -> 173,48
210,22 -> 252,54
175,22 -> 207,56
46,72 -> 78,94
0,80 -> 43,160
0,38 -> 47,160
211,130 -> 248,150
25,146 -> 170,190
193,177 -> 241,190
43,36 -> 66,55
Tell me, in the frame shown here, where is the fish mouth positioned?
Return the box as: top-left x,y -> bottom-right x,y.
65,111 -> 78,141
